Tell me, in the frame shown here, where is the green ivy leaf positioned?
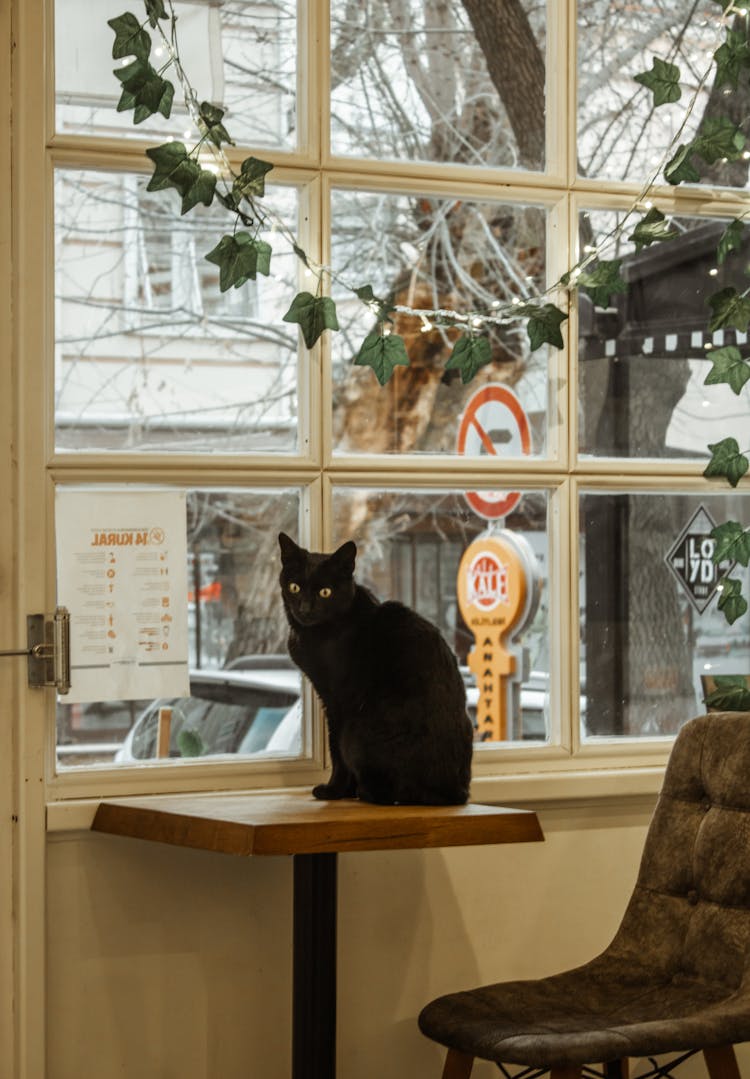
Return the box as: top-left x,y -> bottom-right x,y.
354,332 -> 410,385
716,577 -> 749,625
634,56 -> 682,106
353,284 -> 396,323
115,57 -> 174,122
445,336 -> 492,384
717,218 -> 746,264
108,12 -> 151,61
514,302 -> 568,350
145,142 -> 216,213
704,346 -> 750,394
713,28 -> 750,90
628,207 -> 678,251
704,673 -> 750,710
664,142 -> 701,185
707,287 -> 750,332
711,520 -> 750,565
577,260 -> 628,308
354,284 -> 377,303
198,101 -> 234,149
694,116 -> 746,164
704,439 -> 750,487
232,156 -> 274,203
144,0 -> 168,28
283,292 -> 339,349
177,729 -> 204,757
205,233 -> 272,291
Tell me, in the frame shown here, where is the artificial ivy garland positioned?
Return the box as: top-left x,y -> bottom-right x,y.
107,0 -> 750,636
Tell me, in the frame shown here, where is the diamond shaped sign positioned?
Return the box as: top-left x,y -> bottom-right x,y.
665,505 -> 736,615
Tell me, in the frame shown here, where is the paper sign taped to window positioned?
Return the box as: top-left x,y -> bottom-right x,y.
55,489 -> 190,703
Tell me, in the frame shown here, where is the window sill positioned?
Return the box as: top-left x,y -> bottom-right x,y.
46,765 -> 665,835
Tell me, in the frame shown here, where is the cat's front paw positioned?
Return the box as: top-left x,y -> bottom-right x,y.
312,782 -> 350,800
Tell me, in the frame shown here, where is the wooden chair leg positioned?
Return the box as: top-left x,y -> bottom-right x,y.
704,1045 -> 741,1079
550,1068 -> 582,1079
604,1060 -> 629,1079
441,1048 -> 474,1079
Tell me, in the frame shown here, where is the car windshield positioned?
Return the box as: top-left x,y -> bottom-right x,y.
130,674 -> 299,760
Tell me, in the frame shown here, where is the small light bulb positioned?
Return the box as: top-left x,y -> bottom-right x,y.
183,129 -> 192,139
471,317 -> 483,328
709,267 -> 719,276
304,268 -> 313,278
383,327 -> 391,337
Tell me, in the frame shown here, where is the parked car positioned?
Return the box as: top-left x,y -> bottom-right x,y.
114,662 -> 301,763
115,652 -> 556,765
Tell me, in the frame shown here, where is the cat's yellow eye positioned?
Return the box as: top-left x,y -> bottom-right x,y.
289,582 -> 300,594
319,587 -> 332,598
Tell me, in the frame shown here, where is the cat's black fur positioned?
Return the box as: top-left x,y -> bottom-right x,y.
278,532 -> 473,805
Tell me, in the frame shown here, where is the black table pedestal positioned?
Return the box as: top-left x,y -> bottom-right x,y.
293,852 -> 338,1079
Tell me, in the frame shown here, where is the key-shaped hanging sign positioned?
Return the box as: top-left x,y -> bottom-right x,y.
457,531 -> 540,741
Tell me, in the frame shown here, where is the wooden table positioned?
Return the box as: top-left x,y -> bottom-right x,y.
92,791 -> 543,1079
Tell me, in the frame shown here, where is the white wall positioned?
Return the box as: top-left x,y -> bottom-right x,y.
45,797 -> 690,1079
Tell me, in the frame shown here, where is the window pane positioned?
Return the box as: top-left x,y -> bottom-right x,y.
330,0 -> 546,171
578,209 -> 750,459
580,489 -> 750,740
331,487 -> 551,744
55,0 -> 298,150
577,2 -> 742,188
330,188 -> 549,456
56,487 -> 302,769
55,169 -> 300,453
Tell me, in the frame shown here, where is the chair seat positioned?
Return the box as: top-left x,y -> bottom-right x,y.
419,955 -> 750,1068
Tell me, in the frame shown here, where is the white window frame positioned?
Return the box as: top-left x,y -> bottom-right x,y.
10,0 -> 748,831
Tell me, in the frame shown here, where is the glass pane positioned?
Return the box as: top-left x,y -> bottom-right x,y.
330,0 -> 546,171
55,0 -> 298,150
55,169 -> 300,453
577,2 -> 747,188
331,487 -> 551,744
330,188 -> 549,457
56,487 -> 302,768
580,489 -> 750,740
578,209 -> 750,459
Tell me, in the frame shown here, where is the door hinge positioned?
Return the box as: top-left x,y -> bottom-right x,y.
0,607 -> 71,694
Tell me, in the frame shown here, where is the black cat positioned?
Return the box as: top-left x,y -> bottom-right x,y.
278,533 -> 473,805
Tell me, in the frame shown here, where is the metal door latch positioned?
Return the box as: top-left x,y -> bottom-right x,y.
0,607 -> 71,694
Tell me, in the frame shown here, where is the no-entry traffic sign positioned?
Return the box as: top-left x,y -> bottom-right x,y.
456,384 -> 531,520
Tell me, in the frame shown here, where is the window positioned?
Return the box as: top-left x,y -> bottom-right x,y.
10,0 -> 745,800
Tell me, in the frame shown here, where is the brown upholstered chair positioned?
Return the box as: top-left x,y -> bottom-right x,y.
419,712 -> 750,1079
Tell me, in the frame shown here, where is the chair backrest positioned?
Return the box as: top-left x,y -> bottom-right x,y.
608,712 -> 750,992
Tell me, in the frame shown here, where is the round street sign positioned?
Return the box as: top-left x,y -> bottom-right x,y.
456,384 -> 531,520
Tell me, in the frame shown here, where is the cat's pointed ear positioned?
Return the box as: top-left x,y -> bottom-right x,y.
329,539 -> 356,576
278,532 -> 304,564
